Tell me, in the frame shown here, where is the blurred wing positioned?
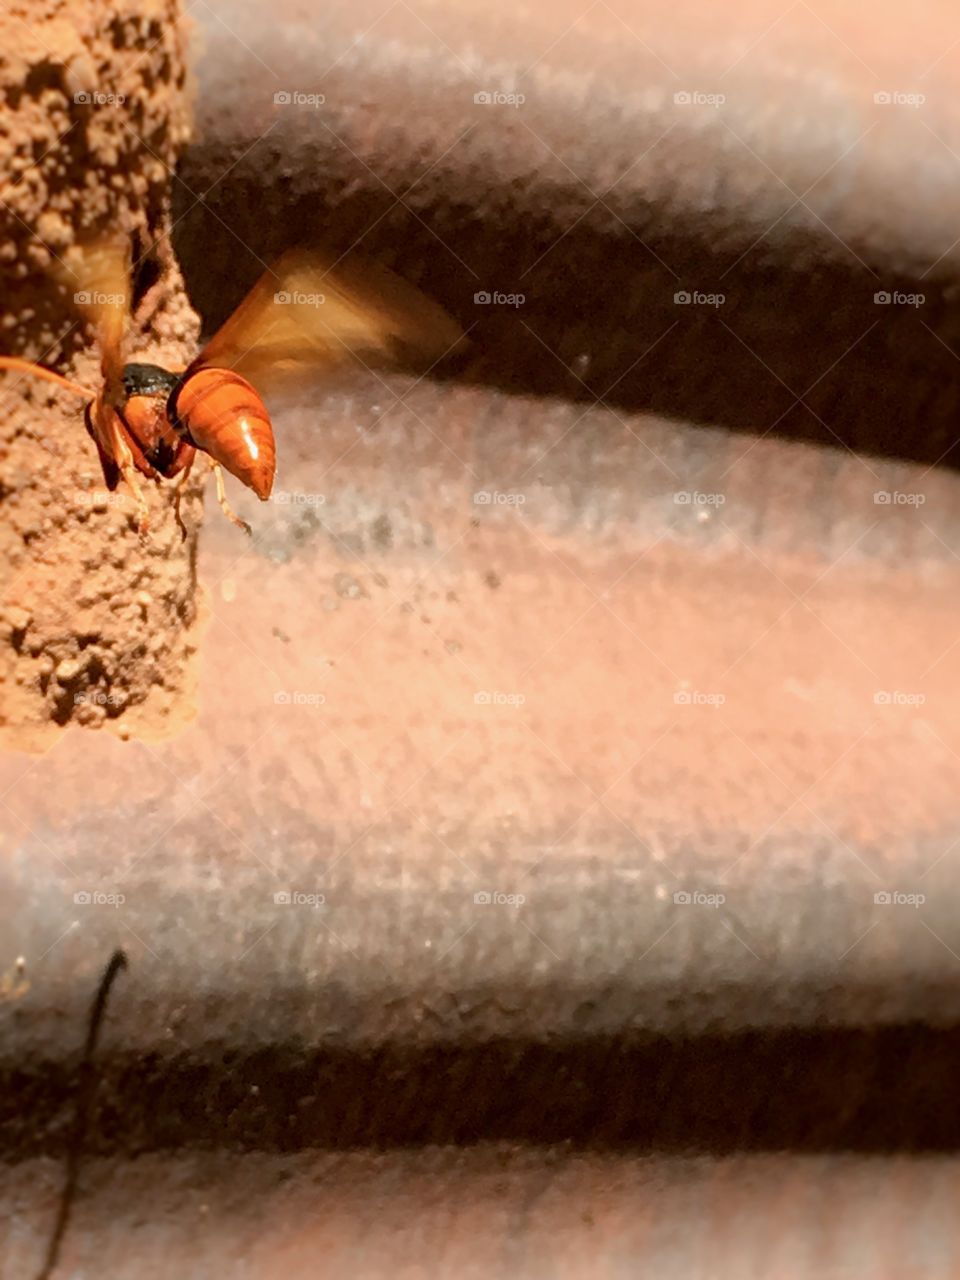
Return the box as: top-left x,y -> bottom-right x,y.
53,237 -> 130,402
191,248 -> 465,391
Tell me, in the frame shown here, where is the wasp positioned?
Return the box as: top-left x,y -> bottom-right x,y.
0,237 -> 464,533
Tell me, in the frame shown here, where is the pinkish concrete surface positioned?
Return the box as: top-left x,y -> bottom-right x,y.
5,0 -> 960,1275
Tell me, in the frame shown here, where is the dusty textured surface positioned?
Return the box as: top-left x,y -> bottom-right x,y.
0,0 -> 201,749
3,1149 -> 960,1279
4,0 -> 960,1274
3,379 -> 960,1137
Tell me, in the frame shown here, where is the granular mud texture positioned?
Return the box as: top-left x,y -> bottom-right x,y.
0,1 -> 202,749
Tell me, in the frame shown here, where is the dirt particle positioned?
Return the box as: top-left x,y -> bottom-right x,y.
333,572 -> 368,600
54,657 -> 84,684
34,209 -> 69,246
3,605 -> 31,635
75,699 -> 106,728
371,513 -> 393,550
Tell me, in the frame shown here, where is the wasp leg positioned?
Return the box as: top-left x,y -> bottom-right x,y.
170,455 -> 195,542
99,407 -> 150,533
207,457 -> 251,536
126,468 -> 150,537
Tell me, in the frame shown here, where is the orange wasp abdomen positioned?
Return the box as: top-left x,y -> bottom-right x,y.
168,367 -> 276,501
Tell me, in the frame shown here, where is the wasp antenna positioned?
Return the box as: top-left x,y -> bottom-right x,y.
0,356 -> 91,401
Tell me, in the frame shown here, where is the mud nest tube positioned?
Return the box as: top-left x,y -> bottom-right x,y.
0,1 -> 203,750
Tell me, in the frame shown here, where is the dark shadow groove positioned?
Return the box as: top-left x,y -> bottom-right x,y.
3,1023 -> 960,1162
172,160 -> 960,472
